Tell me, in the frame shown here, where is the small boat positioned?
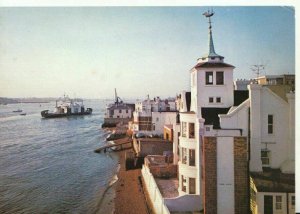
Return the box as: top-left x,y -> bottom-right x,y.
20,113 -> 26,116
13,109 -> 22,113
41,95 -> 92,118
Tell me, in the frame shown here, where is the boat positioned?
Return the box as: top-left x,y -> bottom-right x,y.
13,109 -> 22,113
41,95 -> 92,118
20,113 -> 26,116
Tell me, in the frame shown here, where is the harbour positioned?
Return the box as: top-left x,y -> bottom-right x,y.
0,100 -> 119,214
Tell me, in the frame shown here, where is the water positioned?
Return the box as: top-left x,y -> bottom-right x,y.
0,100 -> 119,213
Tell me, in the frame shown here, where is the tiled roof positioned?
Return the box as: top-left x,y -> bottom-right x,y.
201,107 -> 230,129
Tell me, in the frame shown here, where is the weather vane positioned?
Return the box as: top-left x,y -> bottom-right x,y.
203,9 -> 214,29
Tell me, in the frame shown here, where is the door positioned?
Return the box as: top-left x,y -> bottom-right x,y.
264,195 -> 273,214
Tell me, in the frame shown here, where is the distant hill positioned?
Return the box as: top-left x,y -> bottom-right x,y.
0,97 -> 19,105
0,97 -> 55,104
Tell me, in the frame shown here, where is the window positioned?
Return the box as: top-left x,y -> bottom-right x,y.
182,122 -> 187,137
206,72 -> 213,85
181,175 -> 186,192
189,149 -> 195,166
291,196 -> 295,209
156,117 -> 159,122
268,115 -> 273,134
119,109 -> 122,113
189,123 -> 195,138
205,127 -> 210,131
216,97 -> 221,103
275,196 -> 282,210
261,150 -> 270,166
189,178 -> 196,194
126,109 -> 128,113
182,148 -> 187,164
216,71 -> 224,85
209,97 -> 214,103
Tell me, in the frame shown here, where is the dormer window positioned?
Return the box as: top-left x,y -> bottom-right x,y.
206,72 -> 213,85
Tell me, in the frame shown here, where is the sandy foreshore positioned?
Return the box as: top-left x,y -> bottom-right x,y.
96,136 -> 149,214
113,138 -> 149,214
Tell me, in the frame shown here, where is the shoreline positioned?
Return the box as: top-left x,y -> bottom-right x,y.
95,136 -> 149,214
113,148 -> 149,214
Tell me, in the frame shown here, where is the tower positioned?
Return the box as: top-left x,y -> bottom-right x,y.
190,10 -> 235,117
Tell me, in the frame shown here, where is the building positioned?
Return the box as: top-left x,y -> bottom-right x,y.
103,89 -> 135,127
141,10 -> 295,214
131,96 -> 177,134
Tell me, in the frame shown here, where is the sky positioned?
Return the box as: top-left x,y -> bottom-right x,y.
0,6 -> 295,99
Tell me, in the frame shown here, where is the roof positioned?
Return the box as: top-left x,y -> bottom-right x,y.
201,107 -> 230,129
234,90 -> 249,106
251,169 -> 295,192
192,61 -> 235,69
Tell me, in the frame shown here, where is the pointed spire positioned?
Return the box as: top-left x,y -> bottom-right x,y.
202,10 -> 223,60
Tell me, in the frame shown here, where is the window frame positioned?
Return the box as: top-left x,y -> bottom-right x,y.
182,147 -> 187,164
181,175 -> 186,192
206,71 -> 213,85
261,149 -> 270,166
216,71 -> 224,85
189,149 -> 195,166
189,123 -> 195,139
189,177 -> 196,194
268,114 -> 274,134
275,195 -> 282,210
182,122 -> 187,137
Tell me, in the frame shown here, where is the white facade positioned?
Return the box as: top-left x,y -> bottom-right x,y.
178,112 -> 199,196
152,112 -> 177,135
255,192 -> 295,214
190,66 -> 234,116
248,84 -> 294,173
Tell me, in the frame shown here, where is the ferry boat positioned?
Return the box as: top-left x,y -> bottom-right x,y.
41,96 -> 92,118
13,109 -> 23,113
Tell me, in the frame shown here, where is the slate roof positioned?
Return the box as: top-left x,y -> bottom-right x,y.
234,90 -> 249,106
201,107 -> 230,129
192,62 -> 235,70
251,169 -> 295,192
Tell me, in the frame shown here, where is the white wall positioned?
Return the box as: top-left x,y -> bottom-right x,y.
217,137 -> 235,214
113,109 -> 132,118
249,84 -> 292,172
152,112 -> 177,135
256,192 -> 295,214
191,67 -> 234,114
142,166 -> 170,214
219,99 -> 249,136
178,112 -> 199,196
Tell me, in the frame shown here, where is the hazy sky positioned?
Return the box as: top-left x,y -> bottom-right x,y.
0,6 -> 295,99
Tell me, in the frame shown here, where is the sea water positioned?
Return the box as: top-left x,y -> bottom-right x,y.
0,100 -> 118,213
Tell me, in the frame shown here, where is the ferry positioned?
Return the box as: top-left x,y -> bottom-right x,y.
41,96 -> 92,118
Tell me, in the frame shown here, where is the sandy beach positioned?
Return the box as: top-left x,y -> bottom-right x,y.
96,137 -> 150,214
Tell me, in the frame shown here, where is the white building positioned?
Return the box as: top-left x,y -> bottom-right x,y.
132,96 -> 177,133
142,10 -> 295,214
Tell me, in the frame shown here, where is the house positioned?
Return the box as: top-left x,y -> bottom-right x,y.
103,89 -> 135,127
131,96 -> 177,134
